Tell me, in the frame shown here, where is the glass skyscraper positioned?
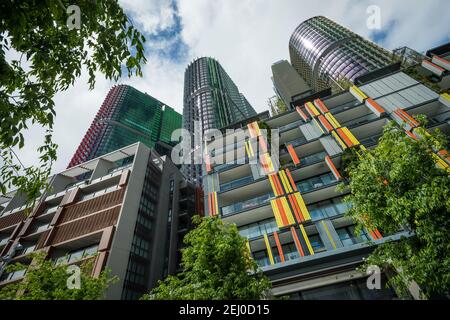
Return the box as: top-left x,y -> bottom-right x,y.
68,85 -> 182,167
182,57 -> 257,184
289,16 -> 393,92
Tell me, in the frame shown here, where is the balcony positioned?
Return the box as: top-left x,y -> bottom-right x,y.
283,136 -> 308,150
296,172 -> 337,194
220,175 -> 254,192
279,119 -> 304,133
340,113 -> 379,129
221,192 -> 275,217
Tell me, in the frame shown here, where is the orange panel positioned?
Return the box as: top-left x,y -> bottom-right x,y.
275,199 -> 289,226
259,137 -> 268,153
318,115 -> 333,132
336,128 -> 354,147
285,168 -> 298,191
273,231 -> 285,263
290,226 -> 305,257
287,144 -> 300,165
366,98 -> 385,114
296,106 -> 309,121
325,155 -> 342,180
314,98 -> 329,113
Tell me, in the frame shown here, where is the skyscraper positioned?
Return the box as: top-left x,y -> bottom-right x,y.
182,57 -> 257,184
271,60 -> 312,109
289,16 -> 393,92
68,85 -> 182,168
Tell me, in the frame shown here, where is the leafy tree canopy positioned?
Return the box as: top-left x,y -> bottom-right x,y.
0,0 -> 146,206
342,119 -> 450,298
0,252 -> 117,299
142,216 -> 271,300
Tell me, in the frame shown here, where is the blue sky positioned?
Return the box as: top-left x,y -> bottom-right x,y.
13,0 -> 450,173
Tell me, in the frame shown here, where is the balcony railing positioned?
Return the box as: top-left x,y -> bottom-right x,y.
279,119 -> 304,133
341,113 -> 379,129
283,136 -> 308,149
296,172 -> 337,193
221,192 -> 275,216
220,175 -> 254,192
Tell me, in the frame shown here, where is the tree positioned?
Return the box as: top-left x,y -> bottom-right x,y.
142,216 -> 271,300
0,1 -> 146,207
0,252 -> 117,299
341,119 -> 450,299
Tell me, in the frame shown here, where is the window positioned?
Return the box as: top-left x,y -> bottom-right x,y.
336,225 -> 370,247
309,234 -> 326,253
0,234 -> 9,246
253,250 -> 270,267
0,269 -> 26,282
281,243 -> 300,261
55,244 -> 99,265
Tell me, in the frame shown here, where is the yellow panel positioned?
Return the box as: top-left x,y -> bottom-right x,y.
270,200 -> 284,228
263,233 -> 275,265
332,131 -> 348,150
294,192 -> 311,221
268,175 -> 280,196
321,220 -> 337,249
213,192 -> 219,215
279,171 -> 293,194
299,224 -> 315,255
342,127 -> 360,145
325,112 -> 341,129
280,197 -> 295,225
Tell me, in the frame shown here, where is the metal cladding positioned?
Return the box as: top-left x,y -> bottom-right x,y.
289,16 -> 393,92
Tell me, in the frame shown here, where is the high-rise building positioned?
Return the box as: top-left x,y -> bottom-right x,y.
202,68 -> 450,299
68,85 -> 182,168
289,16 -> 394,93
271,60 -> 312,109
182,57 -> 257,184
0,142 -> 200,300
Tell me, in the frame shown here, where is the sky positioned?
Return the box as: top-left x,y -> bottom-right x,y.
11,0 -> 450,174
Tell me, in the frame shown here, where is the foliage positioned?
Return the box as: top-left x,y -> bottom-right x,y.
0,0 -> 146,207
0,252 -> 117,300
142,216 -> 271,300
341,119 -> 450,299
267,96 -> 287,116
257,120 -> 272,145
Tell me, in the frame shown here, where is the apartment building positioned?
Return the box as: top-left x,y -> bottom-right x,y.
202,70 -> 450,299
0,142 -> 199,300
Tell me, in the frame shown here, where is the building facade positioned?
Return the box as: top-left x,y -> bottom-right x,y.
0,143 -> 198,300
68,85 -> 182,168
202,69 -> 450,299
182,57 -> 257,185
289,16 -> 394,93
271,60 -> 312,109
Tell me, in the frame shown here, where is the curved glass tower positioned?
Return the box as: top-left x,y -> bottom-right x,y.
289,16 -> 393,92
182,57 -> 256,184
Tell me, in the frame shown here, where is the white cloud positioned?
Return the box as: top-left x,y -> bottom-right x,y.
10,0 -> 450,174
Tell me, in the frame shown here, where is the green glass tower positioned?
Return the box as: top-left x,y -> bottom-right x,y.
69,85 -> 181,167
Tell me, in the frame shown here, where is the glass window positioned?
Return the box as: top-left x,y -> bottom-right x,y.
309,234 -> 326,253
253,251 -> 270,267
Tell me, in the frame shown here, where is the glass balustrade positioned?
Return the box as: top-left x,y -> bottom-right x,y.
296,172 -> 337,193
238,218 -> 278,239
220,175 -> 254,192
221,192 -> 275,216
